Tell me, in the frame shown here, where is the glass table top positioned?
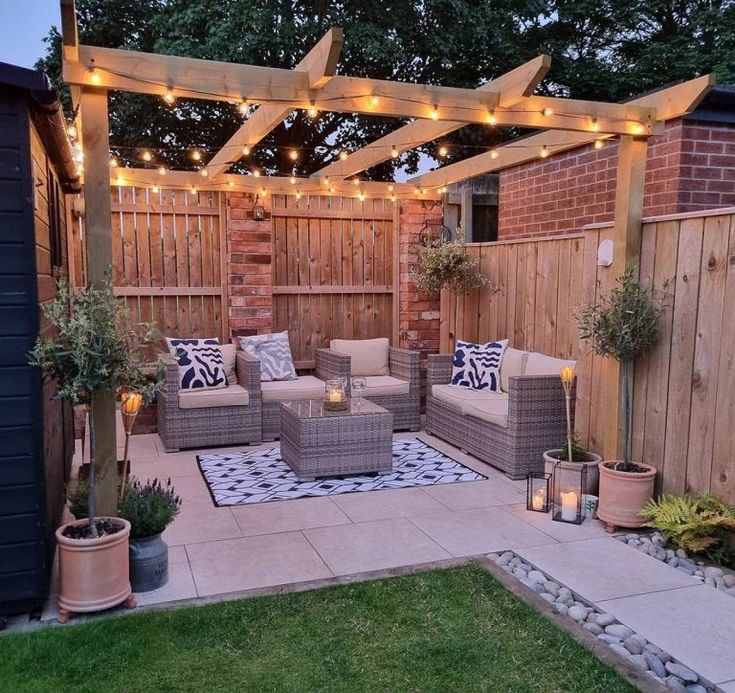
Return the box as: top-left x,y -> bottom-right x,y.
280,398 -> 387,419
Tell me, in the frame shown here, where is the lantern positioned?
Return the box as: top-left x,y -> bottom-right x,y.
324,378 -> 347,411
252,195 -> 266,221
526,472 -> 551,513
552,460 -> 587,524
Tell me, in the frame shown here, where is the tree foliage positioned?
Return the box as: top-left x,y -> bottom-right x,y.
36,0 -> 735,178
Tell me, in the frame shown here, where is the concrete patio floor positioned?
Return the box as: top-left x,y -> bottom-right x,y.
40,425 -> 735,689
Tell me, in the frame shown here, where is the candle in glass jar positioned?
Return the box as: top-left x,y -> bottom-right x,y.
328,390 -> 342,402
532,489 -> 545,511
560,490 -> 578,521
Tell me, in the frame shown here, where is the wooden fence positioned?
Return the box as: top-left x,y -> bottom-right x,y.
270,194 -> 396,368
440,208 -> 735,502
72,186 -> 227,353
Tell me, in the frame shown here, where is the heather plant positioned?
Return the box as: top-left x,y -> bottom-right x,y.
120,477 -> 182,539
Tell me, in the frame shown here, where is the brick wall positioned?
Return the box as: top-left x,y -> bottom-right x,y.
227,193 -> 273,337
498,118 -> 735,238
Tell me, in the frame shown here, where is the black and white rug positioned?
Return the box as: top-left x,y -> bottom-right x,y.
196,439 -> 486,506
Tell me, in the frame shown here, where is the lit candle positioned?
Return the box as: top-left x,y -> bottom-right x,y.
560,365 -> 575,384
121,392 -> 143,415
561,491 -> 578,521
532,489 -> 545,511
328,390 -> 342,403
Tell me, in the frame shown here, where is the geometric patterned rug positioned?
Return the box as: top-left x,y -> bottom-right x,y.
196,439 -> 487,506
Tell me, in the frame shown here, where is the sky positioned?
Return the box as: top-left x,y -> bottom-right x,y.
0,0 -> 59,68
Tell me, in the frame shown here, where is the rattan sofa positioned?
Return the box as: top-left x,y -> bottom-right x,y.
316,343 -> 421,432
157,351 -> 262,452
425,349 -> 576,479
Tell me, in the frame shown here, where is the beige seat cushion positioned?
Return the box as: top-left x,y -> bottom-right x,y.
431,384 -> 507,410
500,347 -> 529,392
261,375 -> 325,402
362,375 -> 410,397
220,343 -> 237,385
461,398 -> 509,428
178,384 -> 249,410
330,338 -> 390,376
525,352 -> 577,376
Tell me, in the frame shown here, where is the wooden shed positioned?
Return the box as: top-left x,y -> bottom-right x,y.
0,61 -> 79,617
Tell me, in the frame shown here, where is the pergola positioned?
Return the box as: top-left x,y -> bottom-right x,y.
58,0 -> 713,510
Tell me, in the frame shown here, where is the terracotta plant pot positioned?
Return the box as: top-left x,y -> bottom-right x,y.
543,450 -> 603,495
55,517 -> 135,623
596,460 -> 657,531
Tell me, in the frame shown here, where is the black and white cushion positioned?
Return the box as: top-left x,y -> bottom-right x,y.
451,338 -> 508,392
237,331 -> 297,382
165,338 -> 228,391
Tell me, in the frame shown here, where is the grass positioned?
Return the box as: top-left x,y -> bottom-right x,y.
0,565 -> 634,692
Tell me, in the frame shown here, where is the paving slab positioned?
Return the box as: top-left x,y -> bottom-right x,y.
304,518 -> 451,575
408,507 -> 556,557
330,487 -> 447,522
517,537 -> 699,602
421,479 -> 524,510
597,584 -> 735,685
230,496 -> 351,536
505,504 -> 611,542
163,502 -> 242,546
134,559 -> 198,605
186,531 -> 332,596
717,681 -> 735,692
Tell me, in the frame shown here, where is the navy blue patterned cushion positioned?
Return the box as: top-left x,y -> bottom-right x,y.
165,338 -> 228,391
451,339 -> 508,392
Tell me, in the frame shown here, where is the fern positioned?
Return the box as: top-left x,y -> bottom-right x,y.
642,493 -> 735,561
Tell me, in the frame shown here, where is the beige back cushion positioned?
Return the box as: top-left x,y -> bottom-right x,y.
220,344 -> 238,385
330,338 -> 390,376
500,347 -> 529,392
525,352 -> 577,376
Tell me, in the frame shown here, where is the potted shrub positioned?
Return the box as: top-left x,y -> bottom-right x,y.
29,274 -> 160,622
120,477 -> 182,592
577,266 -> 662,531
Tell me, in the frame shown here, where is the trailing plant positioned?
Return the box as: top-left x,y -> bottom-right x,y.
642,493 -> 735,565
412,227 -> 493,296
28,272 -> 163,538
577,266 -> 662,471
119,477 -> 182,539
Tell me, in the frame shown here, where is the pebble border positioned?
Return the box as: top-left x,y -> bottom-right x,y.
491,551 -> 717,692
614,532 -> 735,597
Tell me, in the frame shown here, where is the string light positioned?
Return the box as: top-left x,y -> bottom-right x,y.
151,185 -> 159,194
116,175 -> 124,186
109,156 -> 118,168
238,100 -> 249,115
158,166 -> 167,176
387,184 -> 395,192
288,149 -> 299,161
200,168 -> 208,177
594,139 -> 604,150
633,122 -> 646,135
322,176 -> 330,186
439,186 -> 448,194
190,186 -> 198,194
228,180 -> 234,187
328,186 -> 335,194
370,95 -> 380,107
430,105 -> 439,121
295,190 -> 302,200
87,62 -> 101,84
352,178 -> 360,186
414,186 -> 420,195
391,145 -> 399,159
438,144 -> 448,157
390,194 -> 396,202
261,187 -> 267,196
252,169 -> 260,177
141,150 -> 152,162
191,149 -> 202,162
540,144 -> 550,158
307,101 -> 319,118
358,192 -> 365,202
66,122 -> 78,139
591,117 -> 600,132
289,175 -> 297,185
490,149 -> 499,159
485,110 -> 497,126
541,106 -> 554,117
339,150 -> 348,161
162,90 -> 176,105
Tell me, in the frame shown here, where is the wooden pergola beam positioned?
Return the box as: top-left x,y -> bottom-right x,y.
110,167 -> 441,199
206,28 -> 344,180
409,75 -> 715,187
65,45 -> 658,133
314,55 -> 551,179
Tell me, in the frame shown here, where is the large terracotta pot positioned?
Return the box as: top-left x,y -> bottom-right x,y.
543,450 -> 603,495
597,461 -> 657,531
55,517 -> 135,623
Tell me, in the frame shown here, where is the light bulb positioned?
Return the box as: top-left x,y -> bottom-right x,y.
370,95 -> 380,107
290,176 -> 296,185
486,110 -> 497,126
242,145 -> 251,156
109,157 -> 118,168
295,191 -> 302,200
431,105 -> 439,121
323,176 -> 330,186
591,117 -> 600,132
191,149 -> 202,162
253,169 -> 260,178
438,145 -> 448,157
163,90 -> 175,105
151,185 -> 159,194
594,139 -> 604,150
261,188 -> 267,196
540,145 -> 549,158
490,149 -> 499,159
390,194 -> 396,202
88,65 -> 100,84
328,187 -> 335,194
387,184 -> 394,192
440,185 -> 448,194
228,180 -> 234,187
358,192 -> 365,202
200,168 -> 208,177
633,122 -> 646,135
66,123 -> 78,139
391,146 -> 399,159
238,100 -> 249,115
289,149 -> 298,161
541,106 -> 553,117
339,150 -> 348,161
116,175 -> 124,186
307,101 -> 318,118
141,150 -> 152,162
414,186 -> 420,195
190,186 -> 198,194
352,178 -> 359,186
158,166 -> 167,176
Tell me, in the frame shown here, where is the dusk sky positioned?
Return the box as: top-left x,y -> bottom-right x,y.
0,0 -> 60,69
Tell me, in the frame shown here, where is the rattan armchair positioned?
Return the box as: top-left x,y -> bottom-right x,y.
157,351 -> 262,452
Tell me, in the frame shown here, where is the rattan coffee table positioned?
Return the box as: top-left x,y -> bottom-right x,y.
279,399 -> 393,481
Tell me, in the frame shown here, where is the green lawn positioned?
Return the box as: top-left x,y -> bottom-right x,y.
0,565 -> 633,692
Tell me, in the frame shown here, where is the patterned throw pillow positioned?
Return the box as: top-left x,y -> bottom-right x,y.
451,339 -> 509,392
165,338 -> 228,391
237,331 -> 297,382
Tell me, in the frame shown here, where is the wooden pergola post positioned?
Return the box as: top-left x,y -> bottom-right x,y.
603,134 -> 648,460
80,86 -> 118,516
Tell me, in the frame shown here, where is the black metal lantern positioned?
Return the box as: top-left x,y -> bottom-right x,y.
526,472 -> 551,513
252,195 -> 266,221
551,460 -> 587,524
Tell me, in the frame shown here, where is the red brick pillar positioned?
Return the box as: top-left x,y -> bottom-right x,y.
226,193 -> 273,338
